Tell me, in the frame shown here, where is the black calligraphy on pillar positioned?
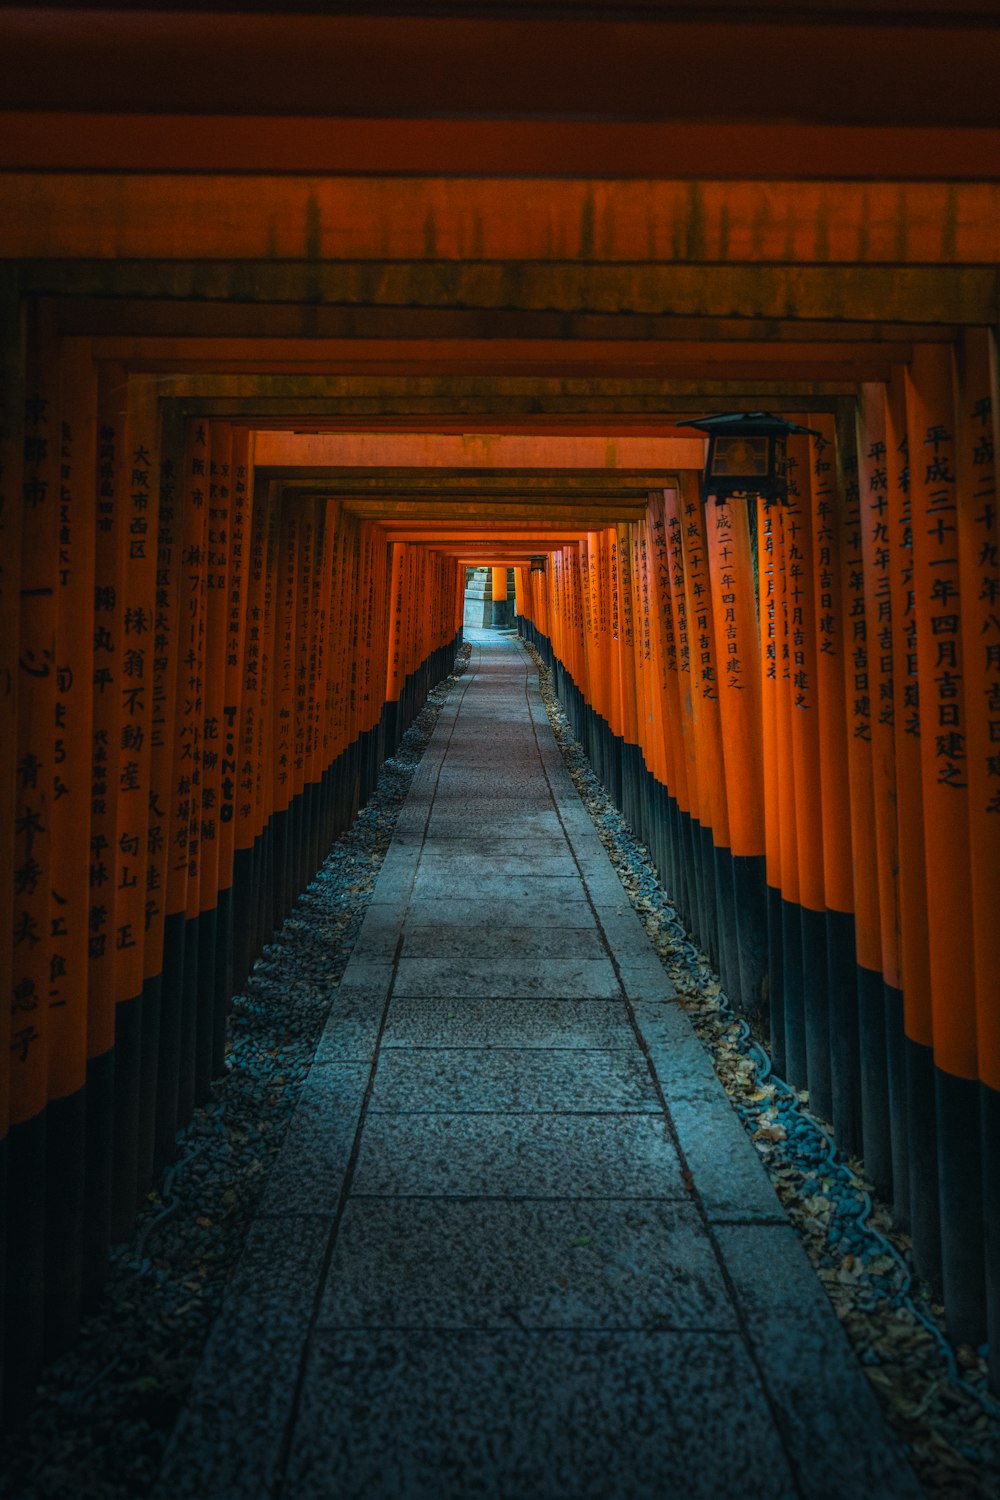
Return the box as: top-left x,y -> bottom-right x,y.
814,434 -> 839,664
762,504 -> 777,685
784,457 -> 811,711
842,452 -> 870,742
684,498 -> 717,700
666,511 -> 690,678
651,512 -> 675,681
714,506 -> 743,691
969,396 -> 999,812
923,422 -> 965,788
863,437 -> 894,727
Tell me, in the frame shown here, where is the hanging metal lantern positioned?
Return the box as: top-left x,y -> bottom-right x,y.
529,554 -> 547,574
677,412 -> 822,506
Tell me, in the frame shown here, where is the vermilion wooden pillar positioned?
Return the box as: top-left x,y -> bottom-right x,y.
7,304 -> 59,1414
856,391 -> 908,1224
905,343 -> 985,1347
757,491 -> 784,1074
149,406 -> 187,1176
956,328 -> 1000,1382
491,565 -> 511,629
706,494 -> 767,1017
44,336 -> 96,1357
109,377 -> 162,1240
0,270 -> 24,1424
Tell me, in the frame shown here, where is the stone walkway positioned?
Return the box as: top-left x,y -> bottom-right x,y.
155,631 -> 923,1500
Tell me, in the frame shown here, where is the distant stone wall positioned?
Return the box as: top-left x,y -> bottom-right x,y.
464,566 -> 515,628
463,566 -> 491,627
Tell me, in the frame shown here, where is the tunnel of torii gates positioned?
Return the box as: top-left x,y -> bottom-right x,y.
2,0 -> 1000,1424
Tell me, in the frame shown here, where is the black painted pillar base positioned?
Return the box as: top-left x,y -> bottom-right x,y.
714,845 -> 742,1010
826,909 -> 862,1157
936,1068 -> 987,1348
884,982 -> 910,1231
3,1112 -> 46,1426
733,854 -> 768,1021
905,1035 -> 941,1293
111,992 -> 143,1241
194,903 -> 218,1106
858,963 -> 893,1200
179,913 -> 200,1126
688,815 -> 708,954
767,885 -> 785,1080
271,807 -> 288,930
82,1048 -> 114,1303
981,1082 -> 1000,1394
801,906 -> 831,1122
137,972 -> 161,1195
780,896 -> 807,1093
153,909 -> 185,1176
213,884 -> 234,1078
43,1087 -> 86,1359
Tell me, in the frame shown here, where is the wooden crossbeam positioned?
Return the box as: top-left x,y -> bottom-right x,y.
76,337 -> 908,384
4,114 -> 1000,181
255,431 -> 703,471
54,300 -> 959,345
331,501 -> 649,522
4,176 -> 998,265
21,263 -> 999,326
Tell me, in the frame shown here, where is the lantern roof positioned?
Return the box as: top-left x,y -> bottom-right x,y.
677,412 -> 822,438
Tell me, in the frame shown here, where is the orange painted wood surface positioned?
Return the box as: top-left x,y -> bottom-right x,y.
905,346 -> 977,1082
956,330 -> 1000,1093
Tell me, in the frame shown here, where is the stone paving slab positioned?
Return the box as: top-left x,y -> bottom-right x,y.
391,813 -> 433,842
427,805 -> 563,837
393,955 -> 620,999
255,1061 -> 368,1217
439,735 -> 538,751
369,1046 -> 662,1114
399,923 -> 607,959
378,843 -> 422,874
591,901 -> 656,956
426,819 -> 565,841
433,774 -> 555,798
382,996 -> 633,1049
419,833 -> 569,858
667,1091 -> 788,1223
351,1112 -> 689,1197
417,851 -> 582,880
320,1198 -> 737,1331
403,895 -> 595,928
411,865 -> 584,901
350,903 -> 405,958
337,957 -> 394,994
370,869 -> 423,901
310,1004 -> 383,1064
281,1330 -> 799,1500
616,955 -> 679,1001
715,1223 -> 925,1500
634,1000 -> 724,1097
